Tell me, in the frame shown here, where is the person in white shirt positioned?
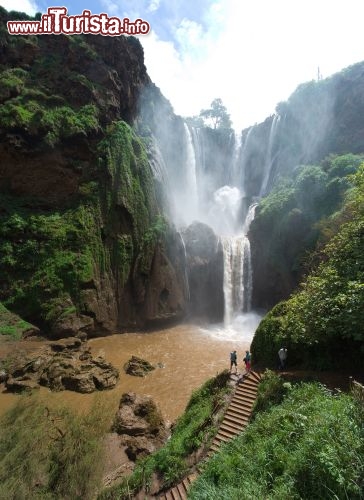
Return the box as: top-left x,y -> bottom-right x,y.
278,347 -> 287,370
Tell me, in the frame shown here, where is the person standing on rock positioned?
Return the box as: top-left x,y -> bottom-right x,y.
230,350 -> 237,374
243,350 -> 251,373
278,347 -> 288,370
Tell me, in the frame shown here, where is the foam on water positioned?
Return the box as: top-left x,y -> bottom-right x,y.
198,312 -> 263,343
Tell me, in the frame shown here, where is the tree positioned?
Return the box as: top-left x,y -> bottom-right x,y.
199,98 -> 232,130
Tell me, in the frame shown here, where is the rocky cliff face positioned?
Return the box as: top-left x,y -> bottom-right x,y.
183,222 -> 224,322
0,8 -> 187,338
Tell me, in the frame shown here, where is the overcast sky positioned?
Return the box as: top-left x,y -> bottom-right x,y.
2,0 -> 364,130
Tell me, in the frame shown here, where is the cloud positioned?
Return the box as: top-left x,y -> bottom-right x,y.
147,0 -> 160,13
0,0 -> 39,14
140,0 -> 364,130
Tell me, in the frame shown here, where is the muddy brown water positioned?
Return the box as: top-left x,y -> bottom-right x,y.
0,322 -> 257,422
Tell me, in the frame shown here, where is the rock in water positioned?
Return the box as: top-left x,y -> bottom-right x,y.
123,355 -> 155,377
4,341 -> 119,394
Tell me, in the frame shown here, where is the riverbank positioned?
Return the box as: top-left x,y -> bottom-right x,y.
0,322 -> 252,422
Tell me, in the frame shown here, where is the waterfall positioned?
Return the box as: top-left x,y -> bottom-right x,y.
221,201 -> 257,326
222,234 -> 253,326
183,123 -> 198,221
177,231 -> 190,302
242,202 -> 258,234
260,115 -> 280,197
148,136 -> 168,182
229,131 -> 242,186
239,126 -> 254,193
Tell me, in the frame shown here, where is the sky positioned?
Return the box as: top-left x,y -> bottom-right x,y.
2,0 -> 364,130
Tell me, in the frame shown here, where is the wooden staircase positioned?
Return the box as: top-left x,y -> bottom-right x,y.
209,370 -> 261,455
158,371 -> 262,499
158,473 -> 198,500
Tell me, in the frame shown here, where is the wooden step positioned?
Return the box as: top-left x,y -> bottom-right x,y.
214,433 -> 231,444
231,393 -> 256,405
219,421 -> 242,434
209,442 -> 220,452
171,488 -> 180,500
176,482 -> 187,500
249,371 -> 262,383
230,396 -> 254,408
216,427 -> 237,440
226,406 -> 251,418
225,414 -> 250,426
237,384 -> 258,395
182,479 -> 190,492
233,394 -> 256,405
235,386 -> 257,396
229,403 -> 252,417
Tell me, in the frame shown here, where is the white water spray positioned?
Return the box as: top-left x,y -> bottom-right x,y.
260,115 -> 280,197
183,123 -> 198,220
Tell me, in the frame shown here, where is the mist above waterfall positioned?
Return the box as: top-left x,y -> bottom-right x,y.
207,185 -> 242,236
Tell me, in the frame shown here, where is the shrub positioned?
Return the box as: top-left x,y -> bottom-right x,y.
190,384 -> 364,499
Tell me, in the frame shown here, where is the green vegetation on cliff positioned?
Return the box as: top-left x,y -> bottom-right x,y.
0,119 -> 159,335
250,153 -> 364,307
252,164 -> 364,369
190,382 -> 364,500
0,302 -> 38,339
0,7 -> 165,335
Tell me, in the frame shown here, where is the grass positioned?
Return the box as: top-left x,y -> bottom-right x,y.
0,394 -> 111,500
190,382 -> 364,500
98,371 -> 232,499
0,302 -> 35,339
252,369 -> 291,416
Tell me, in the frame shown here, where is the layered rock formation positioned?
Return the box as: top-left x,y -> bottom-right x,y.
112,392 -> 168,461
183,222 -> 224,322
3,337 -> 119,393
0,8 -> 187,337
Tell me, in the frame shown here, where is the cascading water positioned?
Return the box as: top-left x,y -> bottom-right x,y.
147,117 -> 272,339
229,131 -> 242,186
221,202 -> 257,327
260,114 -> 280,197
183,123 -> 199,223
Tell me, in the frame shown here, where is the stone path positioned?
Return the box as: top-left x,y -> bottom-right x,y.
158,370 -> 262,499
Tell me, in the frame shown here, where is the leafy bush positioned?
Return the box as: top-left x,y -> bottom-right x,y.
252,164 -> 364,370
252,369 -> 290,416
190,383 -> 364,499
250,154 -> 363,308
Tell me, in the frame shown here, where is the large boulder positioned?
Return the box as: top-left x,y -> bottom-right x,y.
123,355 -> 155,377
4,341 -> 119,394
183,222 -> 224,322
112,392 -> 168,462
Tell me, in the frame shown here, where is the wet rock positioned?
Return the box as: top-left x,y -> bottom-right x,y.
111,392 -> 168,463
6,377 -> 39,392
62,373 -> 95,393
183,222 -> 224,322
124,356 -> 155,377
0,369 -> 8,383
4,341 -> 119,394
50,312 -> 94,340
112,392 -> 166,438
124,436 -> 156,461
49,337 -> 82,351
